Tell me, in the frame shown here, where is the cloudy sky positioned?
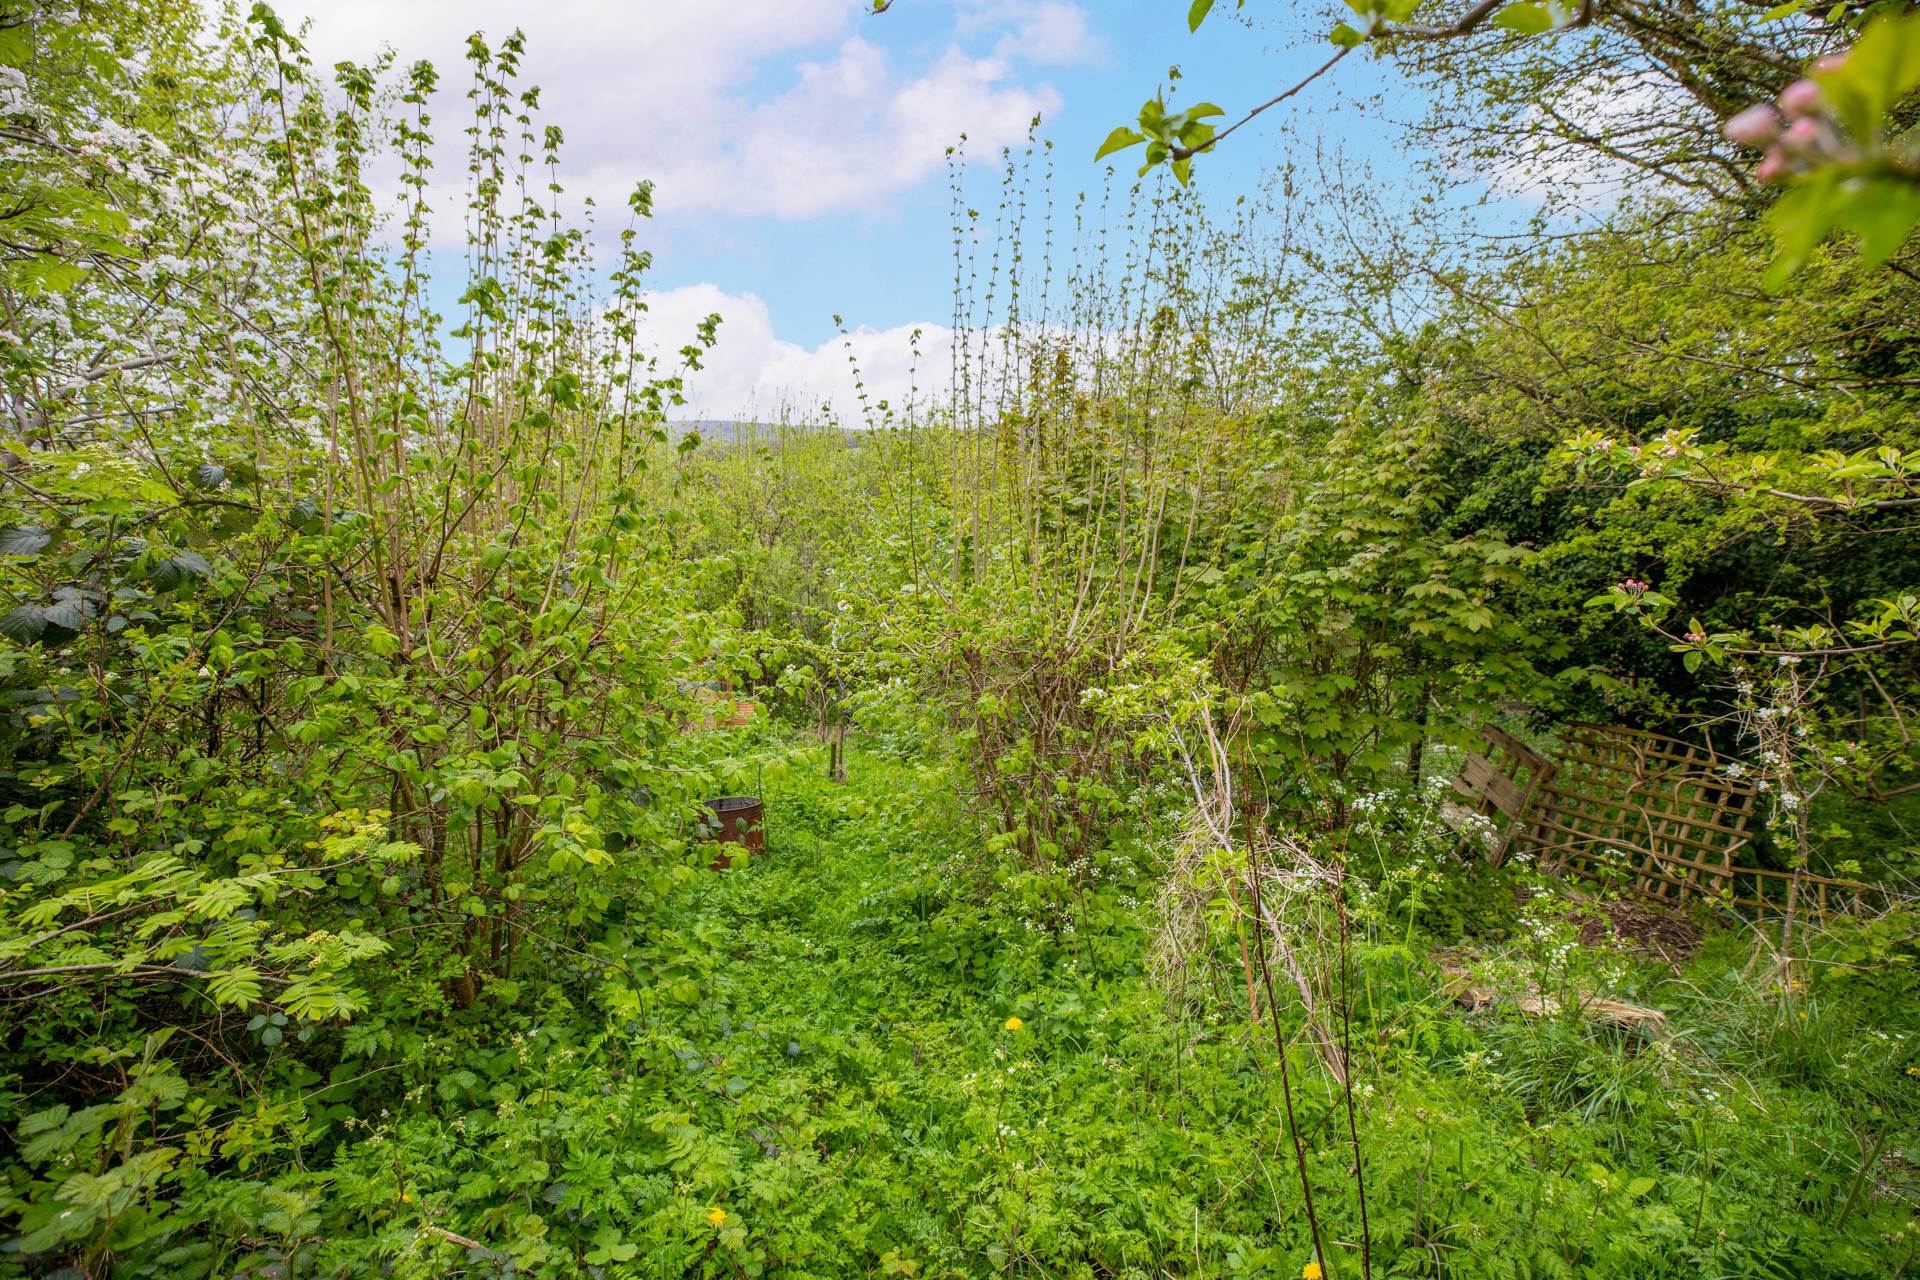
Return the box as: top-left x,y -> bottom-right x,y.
276,1 -> 1436,421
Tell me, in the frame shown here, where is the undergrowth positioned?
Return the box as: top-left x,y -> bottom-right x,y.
235,739 -> 1918,1280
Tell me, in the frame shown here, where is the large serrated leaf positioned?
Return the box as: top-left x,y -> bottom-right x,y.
17,1104 -> 70,1136
41,590 -> 96,633
0,605 -> 47,643
0,525 -> 52,557
146,553 -> 208,590
171,550 -> 212,578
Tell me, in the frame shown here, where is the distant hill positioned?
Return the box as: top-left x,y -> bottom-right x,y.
670,419 -> 866,447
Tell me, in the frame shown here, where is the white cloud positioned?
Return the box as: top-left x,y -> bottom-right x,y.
958,0 -> 1105,65
268,0 -> 1073,221
637,282 -> 952,424
246,4 -> 1091,420
1461,70 -> 1696,214
637,38 -> 1059,219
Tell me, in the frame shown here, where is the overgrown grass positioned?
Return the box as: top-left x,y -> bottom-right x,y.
270,738 -> 1919,1279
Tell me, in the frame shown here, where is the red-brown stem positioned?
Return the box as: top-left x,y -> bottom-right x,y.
1245,827 -> 1329,1274
1334,873 -> 1372,1279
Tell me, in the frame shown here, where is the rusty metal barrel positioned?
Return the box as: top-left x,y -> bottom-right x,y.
702,795 -> 765,869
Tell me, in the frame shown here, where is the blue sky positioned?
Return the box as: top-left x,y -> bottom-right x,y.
284,1 -> 1458,419
647,2 -> 1382,343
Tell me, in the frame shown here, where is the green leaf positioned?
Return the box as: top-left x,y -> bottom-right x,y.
148,553 -> 210,591
18,1105 -> 70,1137
1765,175 -> 1842,284
1138,95 -> 1170,139
1188,0 -> 1215,32
1767,172 -> 1920,284
172,551 -> 212,578
1843,177 -> 1920,267
1094,125 -> 1147,160
13,257 -> 88,295
41,589 -> 94,634
1176,119 -> 1216,149
1493,2 -> 1554,34
207,966 -> 263,1007
1329,22 -> 1365,47
0,525 -> 52,557
1813,12 -> 1920,142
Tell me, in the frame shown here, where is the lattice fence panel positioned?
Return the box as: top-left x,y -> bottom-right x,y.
1507,724 -> 1757,906
1445,722 -> 1900,919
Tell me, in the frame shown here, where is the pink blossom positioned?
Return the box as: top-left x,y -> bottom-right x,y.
1780,117 -> 1826,151
1723,104 -> 1780,148
1778,79 -> 1823,119
1755,149 -> 1789,184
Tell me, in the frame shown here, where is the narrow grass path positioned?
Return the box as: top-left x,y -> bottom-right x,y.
653,745 -> 1302,1278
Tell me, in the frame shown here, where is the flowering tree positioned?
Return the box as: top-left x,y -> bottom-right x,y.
1721,14 -> 1920,279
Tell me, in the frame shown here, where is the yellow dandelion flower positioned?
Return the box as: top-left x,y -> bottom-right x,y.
1303,1262 -> 1324,1280
1004,1016 -> 1023,1032
707,1207 -> 728,1227
399,1192 -> 413,1204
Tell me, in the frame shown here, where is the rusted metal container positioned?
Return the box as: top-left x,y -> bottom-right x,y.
702,795 -> 765,869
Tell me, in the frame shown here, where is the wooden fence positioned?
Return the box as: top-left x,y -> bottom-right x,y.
1445,722 -> 1897,923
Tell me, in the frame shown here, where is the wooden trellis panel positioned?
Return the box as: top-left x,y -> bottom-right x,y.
1723,863 -> 1899,920
1507,724 -> 1757,906
1441,725 -> 1557,863
1444,721 -> 1899,920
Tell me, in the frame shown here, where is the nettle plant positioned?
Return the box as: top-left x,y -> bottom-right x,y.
0,3 -> 738,1267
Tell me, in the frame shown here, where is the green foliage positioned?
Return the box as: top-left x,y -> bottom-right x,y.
3,1 -> 1919,1275
9,746 -> 1877,1278
1227,409 -> 1535,788
1095,96 -> 1224,185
